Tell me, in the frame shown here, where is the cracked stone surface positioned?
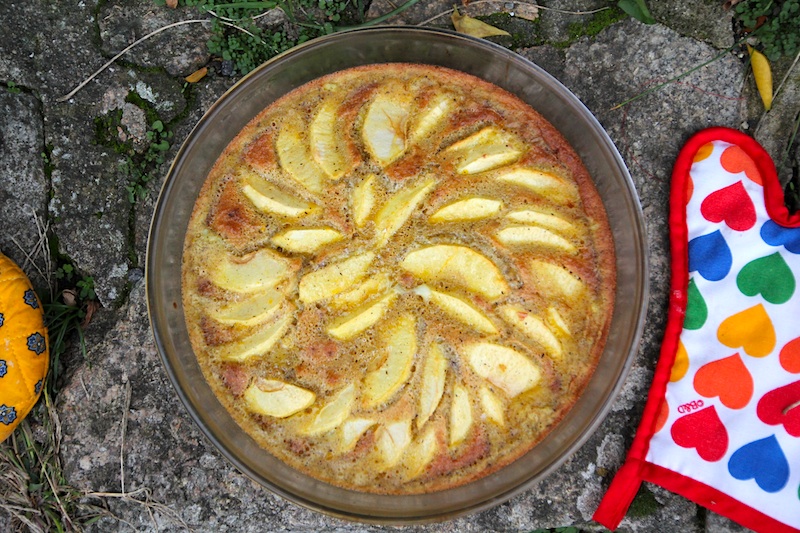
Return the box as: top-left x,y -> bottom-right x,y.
1,1 -> 798,532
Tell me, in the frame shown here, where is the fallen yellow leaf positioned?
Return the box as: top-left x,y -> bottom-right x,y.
185,67 -> 208,83
747,45 -> 772,111
452,6 -> 510,39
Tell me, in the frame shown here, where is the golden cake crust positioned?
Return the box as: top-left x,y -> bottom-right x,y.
182,63 -> 616,493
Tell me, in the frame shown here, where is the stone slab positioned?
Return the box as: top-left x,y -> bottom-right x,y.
1,1 -> 798,532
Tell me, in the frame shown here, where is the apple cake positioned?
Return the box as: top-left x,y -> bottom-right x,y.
181,63 -> 616,493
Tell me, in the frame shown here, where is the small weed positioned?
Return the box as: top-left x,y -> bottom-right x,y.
5,81 -> 22,94
155,0 -> 420,76
93,94 -> 173,204
125,118 -> 173,204
733,0 -> 800,61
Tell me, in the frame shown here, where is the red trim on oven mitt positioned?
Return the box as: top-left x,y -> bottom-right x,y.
594,127 -> 800,532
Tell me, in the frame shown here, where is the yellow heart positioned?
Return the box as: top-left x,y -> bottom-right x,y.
670,340 -> 689,382
717,303 -> 775,358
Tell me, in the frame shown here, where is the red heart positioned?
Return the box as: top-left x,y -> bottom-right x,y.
693,353 -> 753,409
756,381 -> 800,437
670,405 -> 729,462
700,181 -> 756,231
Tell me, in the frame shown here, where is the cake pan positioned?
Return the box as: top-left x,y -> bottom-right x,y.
146,26 -> 648,524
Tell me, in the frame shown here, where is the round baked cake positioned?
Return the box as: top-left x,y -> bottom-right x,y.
181,63 -> 616,494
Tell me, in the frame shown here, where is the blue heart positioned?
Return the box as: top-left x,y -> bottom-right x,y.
728,435 -> 789,493
688,230 -> 732,281
762,221 -> 800,254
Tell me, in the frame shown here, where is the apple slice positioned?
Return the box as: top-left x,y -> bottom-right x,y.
500,305 -> 563,360
271,228 -> 344,254
417,343 -> 447,429
495,226 -> 577,254
244,378 -> 315,418
409,95 -> 452,143
298,252 -> 375,303
362,91 -> 411,166
275,112 -> 324,194
505,209 -> 577,235
376,419 -> 412,468
330,273 -> 392,310
327,291 -> 397,341
464,342 -> 541,398
373,177 -> 436,246
445,126 -> 522,174
400,245 -> 510,301
547,306 -> 572,337
479,386 -> 505,426
403,426 -> 438,480
528,259 -> 585,303
424,287 -> 498,335
211,248 -> 291,293
429,197 -> 503,223
363,314 -> 417,407
216,311 -> 293,362
240,173 -> 318,218
352,173 -> 379,228
310,98 -> 354,180
339,418 -> 374,452
449,383 -> 473,446
495,167 -> 578,203
302,383 -> 356,436
207,287 -> 284,327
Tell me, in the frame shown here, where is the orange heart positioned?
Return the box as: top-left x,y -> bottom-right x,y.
720,145 -> 762,185
693,353 -> 753,409
717,304 -> 776,357
654,399 -> 669,434
670,340 -> 689,382
780,337 -> 800,373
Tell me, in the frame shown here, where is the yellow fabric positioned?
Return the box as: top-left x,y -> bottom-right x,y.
0,252 -> 49,443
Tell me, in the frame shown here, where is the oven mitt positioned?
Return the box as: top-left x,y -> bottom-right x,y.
594,127 -> 800,532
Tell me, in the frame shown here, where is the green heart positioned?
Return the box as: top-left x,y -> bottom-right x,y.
685,277 -> 707,330
737,252 -> 795,305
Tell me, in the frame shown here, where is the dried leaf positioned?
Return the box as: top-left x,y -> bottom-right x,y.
61,289 -> 77,307
185,67 -> 208,83
166,0 -> 178,7
452,6 -> 510,39
513,5 -> 540,21
748,45 -> 773,110
82,300 -> 100,329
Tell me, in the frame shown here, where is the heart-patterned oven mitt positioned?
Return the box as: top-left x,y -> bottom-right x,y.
594,127 -> 800,532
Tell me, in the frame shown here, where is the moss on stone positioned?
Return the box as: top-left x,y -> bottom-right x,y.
477,12 -> 545,49
628,485 -> 662,517
93,108 -> 131,155
552,6 -> 628,48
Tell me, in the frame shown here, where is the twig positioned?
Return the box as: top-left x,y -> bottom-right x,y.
416,1 -> 608,26
210,13 -> 269,44
80,375 -> 91,399
774,48 -> 800,100
331,0 -> 422,30
85,487 -> 192,531
57,19 -> 210,103
120,379 -> 132,495
610,39 -> 747,111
